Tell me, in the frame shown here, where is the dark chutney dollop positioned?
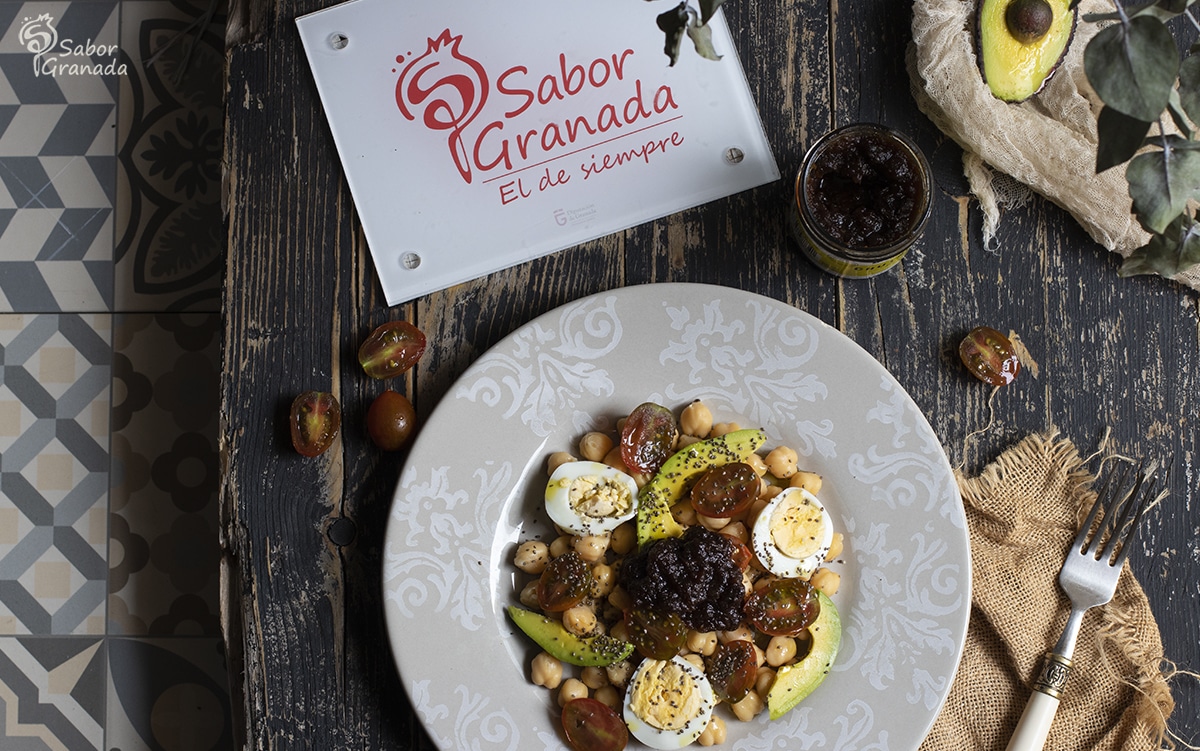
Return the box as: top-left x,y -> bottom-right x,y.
805,132 -> 924,249
619,526 -> 745,633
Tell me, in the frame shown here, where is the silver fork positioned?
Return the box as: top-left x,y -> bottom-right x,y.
1004,459 -> 1165,751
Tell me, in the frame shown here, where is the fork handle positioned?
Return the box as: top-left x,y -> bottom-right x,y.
1003,652 -> 1073,751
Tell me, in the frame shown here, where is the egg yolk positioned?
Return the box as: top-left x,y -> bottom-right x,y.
629,660 -> 702,731
769,492 -> 826,560
561,475 -> 634,519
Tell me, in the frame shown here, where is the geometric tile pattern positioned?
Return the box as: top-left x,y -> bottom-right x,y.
115,0 -> 223,312
0,313 -> 110,636
0,636 -> 105,750
0,3 -> 120,313
109,313 -> 220,637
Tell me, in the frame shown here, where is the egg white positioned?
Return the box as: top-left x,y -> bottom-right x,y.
622,656 -> 716,749
751,487 -> 834,579
544,461 -> 639,536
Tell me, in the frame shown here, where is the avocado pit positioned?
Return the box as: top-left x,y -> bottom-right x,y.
1005,0 -> 1053,44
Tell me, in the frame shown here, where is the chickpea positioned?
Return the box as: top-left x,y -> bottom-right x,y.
546,451 -> 576,475
519,580 -> 539,609
686,630 -> 718,656
709,421 -> 741,438
605,659 -> 633,688
672,501 -> 697,526
531,652 -> 563,689
676,433 -> 701,449
765,636 -> 798,667
558,678 -> 588,706
602,447 -> 629,472
591,563 -> 616,598
574,534 -> 610,563
765,446 -> 798,478
789,470 -> 823,494
697,513 -> 730,531
594,685 -> 621,710
745,453 -> 768,477
610,522 -> 636,556
578,432 -> 614,462
811,567 -> 842,596
698,715 -> 727,746
730,690 -> 765,721
682,653 -> 705,673
754,666 -> 776,696
581,666 -> 608,689
562,605 -> 597,636
513,540 -> 550,574
722,521 -> 749,544
825,532 -> 844,562
680,400 -> 713,437
549,535 -> 573,558
753,643 -> 766,668
609,619 -> 629,643
760,483 -> 783,501
718,625 -> 755,644
746,498 -> 769,528
607,586 -> 633,612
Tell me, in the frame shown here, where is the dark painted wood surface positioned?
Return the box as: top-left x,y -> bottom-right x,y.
221,1 -> 1199,748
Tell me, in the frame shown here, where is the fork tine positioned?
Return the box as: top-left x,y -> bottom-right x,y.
1078,462 -> 1128,556
1098,461 -> 1148,561
1110,463 -> 1165,568
1074,469 -> 1114,552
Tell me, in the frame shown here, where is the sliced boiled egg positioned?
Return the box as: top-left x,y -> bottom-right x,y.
545,461 -> 639,536
623,656 -> 715,749
751,487 -> 834,579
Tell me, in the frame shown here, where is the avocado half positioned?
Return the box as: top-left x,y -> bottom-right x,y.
976,0 -> 1077,102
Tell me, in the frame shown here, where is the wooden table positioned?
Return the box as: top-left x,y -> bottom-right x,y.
220,0 -> 1199,747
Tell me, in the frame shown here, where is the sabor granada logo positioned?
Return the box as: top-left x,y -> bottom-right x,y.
394,29 -> 682,195
18,13 -> 128,78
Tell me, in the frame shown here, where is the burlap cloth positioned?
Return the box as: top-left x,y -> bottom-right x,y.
907,0 -> 1200,292
921,433 -> 1175,751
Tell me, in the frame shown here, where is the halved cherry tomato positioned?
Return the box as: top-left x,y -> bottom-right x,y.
705,639 -> 758,703
724,534 -> 754,571
537,551 -> 593,612
562,697 -> 627,751
743,578 -> 820,637
958,326 -> 1020,386
358,320 -> 427,379
620,403 -> 678,475
691,462 -> 759,518
289,391 -> 341,457
624,606 -> 687,660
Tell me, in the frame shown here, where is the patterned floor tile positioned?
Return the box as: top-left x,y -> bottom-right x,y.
0,2 -> 120,313
0,313 -> 110,636
109,313 -> 219,636
114,0 -> 223,312
107,636 -> 232,751
0,635 -> 105,750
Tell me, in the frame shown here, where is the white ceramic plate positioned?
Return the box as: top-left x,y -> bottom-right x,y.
383,283 -> 970,751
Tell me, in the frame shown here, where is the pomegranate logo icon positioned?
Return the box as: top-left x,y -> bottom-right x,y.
18,14 -> 57,76
395,29 -> 489,184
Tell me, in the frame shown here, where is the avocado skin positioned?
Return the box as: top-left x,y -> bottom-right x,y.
507,606 -> 635,667
765,590 -> 842,720
976,0 -> 1077,102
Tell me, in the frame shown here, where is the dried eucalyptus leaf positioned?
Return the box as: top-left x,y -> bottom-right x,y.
1166,94 -> 1195,138
699,0 -> 727,24
1119,215 -> 1200,277
1085,16 -> 1179,121
687,17 -> 723,61
1096,106 -> 1152,172
657,3 -> 690,66
1180,54 -> 1200,127
1126,139 -> 1200,233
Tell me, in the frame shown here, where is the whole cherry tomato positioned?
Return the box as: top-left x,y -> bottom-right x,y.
537,551 -> 593,612
624,606 -> 687,660
620,402 -> 678,475
561,698 -> 628,751
958,326 -> 1020,386
744,578 -> 820,637
358,320 -> 427,379
691,462 -> 759,518
705,639 -> 758,703
367,390 -> 416,450
289,391 -> 341,457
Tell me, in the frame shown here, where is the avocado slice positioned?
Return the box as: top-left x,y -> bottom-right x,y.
765,590 -> 841,720
635,428 -> 767,548
977,0 -> 1076,102
506,606 -> 634,667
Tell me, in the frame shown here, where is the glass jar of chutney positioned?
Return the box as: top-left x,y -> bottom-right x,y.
789,123 -> 932,278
